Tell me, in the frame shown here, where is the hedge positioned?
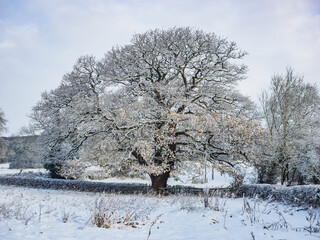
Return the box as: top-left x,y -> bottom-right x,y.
0,175 -> 231,196
236,184 -> 320,207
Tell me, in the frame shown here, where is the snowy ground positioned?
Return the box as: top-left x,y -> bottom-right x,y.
0,163 -> 47,176
0,185 -> 319,240
94,173 -> 232,188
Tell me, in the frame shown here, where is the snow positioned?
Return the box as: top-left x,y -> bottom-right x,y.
168,169 -> 233,188
0,185 -> 319,240
0,163 -> 47,176
91,169 -> 232,188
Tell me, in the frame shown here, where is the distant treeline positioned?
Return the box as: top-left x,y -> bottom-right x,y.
0,135 -> 43,168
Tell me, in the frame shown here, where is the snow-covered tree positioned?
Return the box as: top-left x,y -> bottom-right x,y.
0,108 -> 6,135
260,67 -> 320,185
0,108 -> 7,160
6,136 -> 43,169
30,55 -> 106,177
32,28 -> 267,191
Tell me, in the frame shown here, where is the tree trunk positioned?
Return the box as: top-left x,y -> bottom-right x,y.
149,171 -> 170,193
211,165 -> 214,180
280,163 -> 289,185
280,167 -> 285,185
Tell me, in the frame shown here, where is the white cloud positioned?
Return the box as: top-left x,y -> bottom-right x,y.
0,0 -> 319,135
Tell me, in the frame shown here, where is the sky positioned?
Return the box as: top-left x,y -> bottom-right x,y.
0,0 -> 319,136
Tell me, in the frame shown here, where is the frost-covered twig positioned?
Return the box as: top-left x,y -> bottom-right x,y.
147,214 -> 163,240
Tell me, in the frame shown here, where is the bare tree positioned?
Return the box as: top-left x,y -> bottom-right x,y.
7,136 -> 43,169
260,67 -> 320,185
31,28 -> 267,191
0,108 -> 6,135
0,108 -> 7,160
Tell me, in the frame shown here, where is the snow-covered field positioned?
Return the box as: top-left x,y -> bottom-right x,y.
1,163 -> 320,239
0,185 -> 319,240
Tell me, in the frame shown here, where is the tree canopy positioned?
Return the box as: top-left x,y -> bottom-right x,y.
31,27 -> 267,191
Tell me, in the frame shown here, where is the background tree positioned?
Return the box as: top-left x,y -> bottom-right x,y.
0,108 -> 7,160
260,67 -> 320,185
0,108 -> 6,134
32,28 -> 267,191
7,136 -> 43,169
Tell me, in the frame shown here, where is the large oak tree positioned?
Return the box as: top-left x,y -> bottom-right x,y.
32,28 -> 266,191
